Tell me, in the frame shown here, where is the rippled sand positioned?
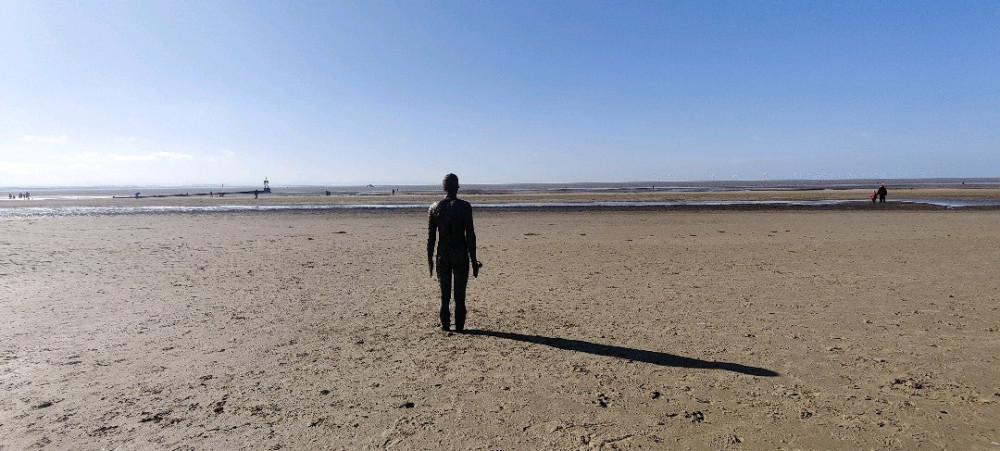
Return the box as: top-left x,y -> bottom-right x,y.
1,198 -> 998,449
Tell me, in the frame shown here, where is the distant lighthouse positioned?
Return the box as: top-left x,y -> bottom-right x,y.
263,177 -> 271,193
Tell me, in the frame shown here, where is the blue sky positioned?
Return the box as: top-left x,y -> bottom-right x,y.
2,1 -> 998,186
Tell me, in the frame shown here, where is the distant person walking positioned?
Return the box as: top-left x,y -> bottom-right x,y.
427,173 -> 480,332
877,183 -> 887,203
870,190 -> 877,204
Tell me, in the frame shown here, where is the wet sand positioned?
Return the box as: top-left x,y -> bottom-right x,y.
1,196 -> 999,449
5,187 -> 1000,210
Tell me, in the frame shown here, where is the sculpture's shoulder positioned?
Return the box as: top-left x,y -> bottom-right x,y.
430,197 -> 471,216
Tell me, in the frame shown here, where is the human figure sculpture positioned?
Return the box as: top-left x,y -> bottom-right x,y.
427,173 -> 481,332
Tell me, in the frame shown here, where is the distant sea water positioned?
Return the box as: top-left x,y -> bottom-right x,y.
2,178 -> 999,219
4,178 -> 1000,198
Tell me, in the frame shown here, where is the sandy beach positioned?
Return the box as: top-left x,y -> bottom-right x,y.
2,193 -> 999,449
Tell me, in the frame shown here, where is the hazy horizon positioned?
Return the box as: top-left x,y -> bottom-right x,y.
3,176 -> 999,192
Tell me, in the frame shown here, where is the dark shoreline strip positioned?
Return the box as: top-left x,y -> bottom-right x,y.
7,200 -> 999,220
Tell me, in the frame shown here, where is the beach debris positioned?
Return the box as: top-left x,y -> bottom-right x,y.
892,377 -> 925,389
400,402 -> 415,409
139,410 -> 172,423
320,389 -> 331,395
685,410 -> 705,423
651,391 -> 661,399
597,393 -> 610,408
36,401 -> 54,409
655,418 -> 667,426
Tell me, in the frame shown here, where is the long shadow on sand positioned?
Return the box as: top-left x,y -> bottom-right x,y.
464,330 -> 778,377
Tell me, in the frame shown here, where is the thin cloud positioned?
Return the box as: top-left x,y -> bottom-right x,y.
61,152 -> 101,163
203,150 -> 236,162
21,134 -> 68,144
110,151 -> 195,162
